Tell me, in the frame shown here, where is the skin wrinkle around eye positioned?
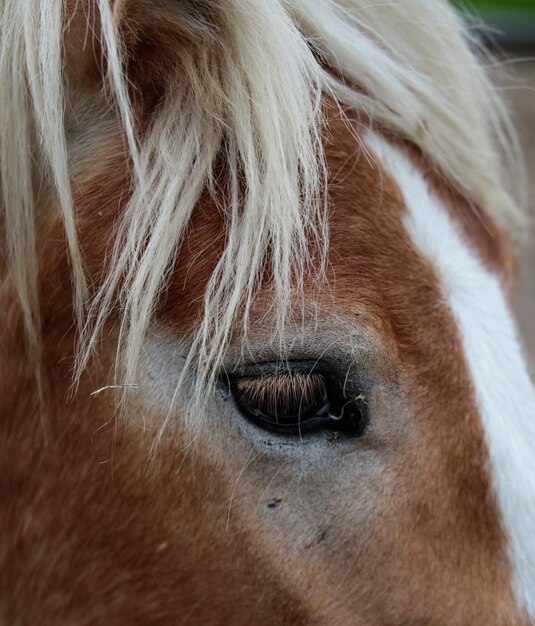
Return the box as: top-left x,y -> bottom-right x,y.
138,317 -> 393,432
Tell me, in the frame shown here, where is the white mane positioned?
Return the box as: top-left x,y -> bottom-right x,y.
0,0 -> 524,401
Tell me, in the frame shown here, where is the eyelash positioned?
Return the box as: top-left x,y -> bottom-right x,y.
229,369 -> 368,437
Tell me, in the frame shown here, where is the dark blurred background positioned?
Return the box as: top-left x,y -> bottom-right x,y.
453,1 -> 535,362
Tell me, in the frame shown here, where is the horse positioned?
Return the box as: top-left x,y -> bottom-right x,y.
1,0 -> 535,623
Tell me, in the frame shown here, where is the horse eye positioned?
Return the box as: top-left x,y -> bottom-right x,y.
229,370 -> 367,437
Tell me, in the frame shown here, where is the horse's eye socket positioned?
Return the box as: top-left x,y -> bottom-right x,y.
230,371 -> 367,437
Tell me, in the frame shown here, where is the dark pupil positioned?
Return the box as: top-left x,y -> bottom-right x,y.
231,372 -> 366,437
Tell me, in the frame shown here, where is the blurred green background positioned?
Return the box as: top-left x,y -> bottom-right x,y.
459,0 -> 534,7
452,0 -> 535,45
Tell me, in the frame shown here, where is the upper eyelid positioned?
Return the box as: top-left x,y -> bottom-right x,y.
219,322 -> 398,393
223,359 -> 331,380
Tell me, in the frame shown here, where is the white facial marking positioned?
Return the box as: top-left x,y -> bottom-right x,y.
367,133 -> 535,617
